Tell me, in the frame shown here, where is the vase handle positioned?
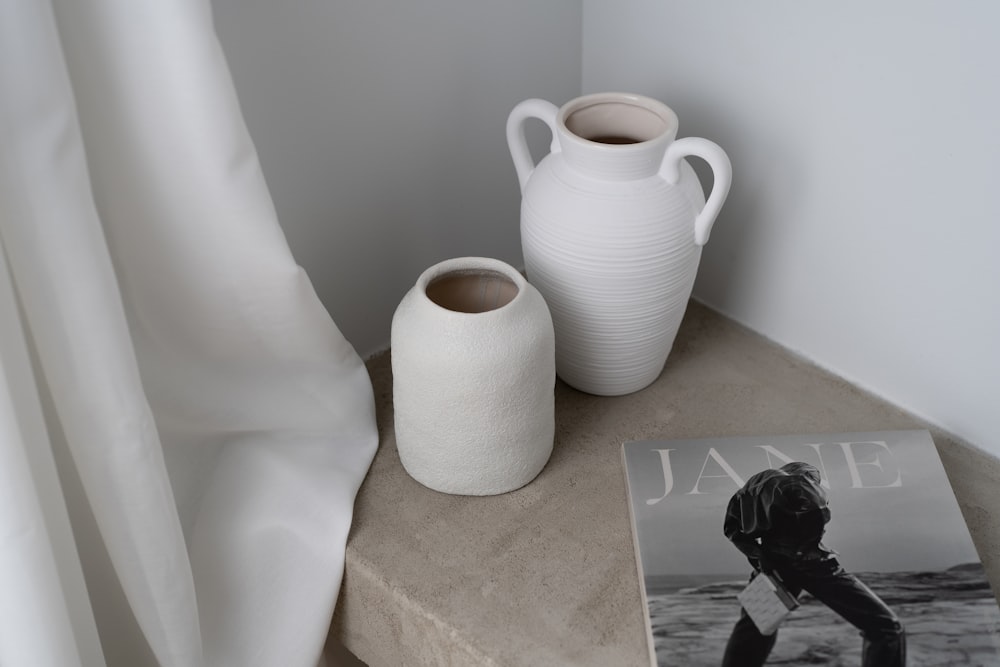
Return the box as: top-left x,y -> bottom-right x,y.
506,99 -> 560,193
660,138 -> 732,246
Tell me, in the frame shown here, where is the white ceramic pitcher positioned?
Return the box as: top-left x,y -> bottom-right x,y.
507,92 -> 732,395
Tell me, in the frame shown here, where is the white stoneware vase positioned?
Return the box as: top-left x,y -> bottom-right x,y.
507,92 -> 732,396
390,257 -> 555,495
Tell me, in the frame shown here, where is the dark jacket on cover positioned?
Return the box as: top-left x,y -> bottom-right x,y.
723,462 -> 834,563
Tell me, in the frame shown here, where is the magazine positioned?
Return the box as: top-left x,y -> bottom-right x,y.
621,430 -> 1000,666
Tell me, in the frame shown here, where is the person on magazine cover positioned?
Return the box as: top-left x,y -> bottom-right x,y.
720,462 -> 906,666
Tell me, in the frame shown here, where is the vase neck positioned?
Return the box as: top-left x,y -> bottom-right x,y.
557,131 -> 671,181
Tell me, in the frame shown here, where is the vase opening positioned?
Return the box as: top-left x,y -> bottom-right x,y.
425,269 -> 519,314
564,99 -> 671,146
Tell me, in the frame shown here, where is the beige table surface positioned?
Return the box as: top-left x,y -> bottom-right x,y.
331,301 -> 1000,666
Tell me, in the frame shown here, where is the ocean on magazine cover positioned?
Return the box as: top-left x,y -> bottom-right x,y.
645,566 -> 1000,666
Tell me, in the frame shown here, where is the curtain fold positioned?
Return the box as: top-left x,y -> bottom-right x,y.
0,0 -> 379,664
0,242 -> 97,667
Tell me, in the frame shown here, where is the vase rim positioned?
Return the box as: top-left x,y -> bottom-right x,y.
557,92 -> 679,150
416,257 -> 526,316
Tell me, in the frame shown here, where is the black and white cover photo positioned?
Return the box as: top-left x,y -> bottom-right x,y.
621,431 -> 1000,666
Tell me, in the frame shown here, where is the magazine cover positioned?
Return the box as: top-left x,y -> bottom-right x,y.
621,430 -> 1000,666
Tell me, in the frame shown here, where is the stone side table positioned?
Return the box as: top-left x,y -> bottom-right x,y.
331,302 -> 1000,666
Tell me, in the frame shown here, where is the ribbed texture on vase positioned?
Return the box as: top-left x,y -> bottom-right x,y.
521,173 -> 702,396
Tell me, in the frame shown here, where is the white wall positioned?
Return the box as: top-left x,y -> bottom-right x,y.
583,1 -> 1000,455
211,0 -> 581,357
211,1 -> 998,456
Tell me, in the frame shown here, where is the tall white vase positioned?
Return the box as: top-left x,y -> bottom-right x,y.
390,257 -> 555,496
507,92 -> 732,396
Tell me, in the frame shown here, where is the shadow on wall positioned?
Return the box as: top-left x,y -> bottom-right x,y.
681,112 -> 811,317
211,0 -> 583,358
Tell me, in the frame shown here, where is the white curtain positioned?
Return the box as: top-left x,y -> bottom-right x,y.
0,0 -> 378,665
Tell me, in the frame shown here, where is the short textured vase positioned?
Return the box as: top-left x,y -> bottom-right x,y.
391,257 -> 555,495
507,92 -> 732,396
